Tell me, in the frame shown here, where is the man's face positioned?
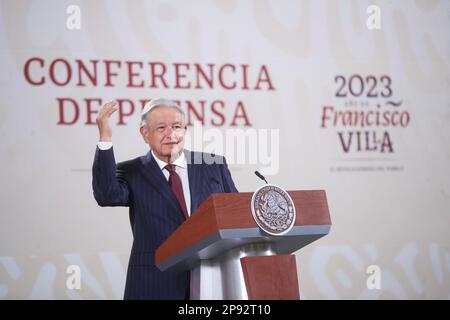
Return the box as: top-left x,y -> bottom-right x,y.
140,106 -> 187,162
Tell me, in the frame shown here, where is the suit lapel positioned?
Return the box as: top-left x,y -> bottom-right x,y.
186,150 -> 204,214
140,151 -> 181,214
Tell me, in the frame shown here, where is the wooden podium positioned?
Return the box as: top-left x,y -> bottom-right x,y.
155,190 -> 331,300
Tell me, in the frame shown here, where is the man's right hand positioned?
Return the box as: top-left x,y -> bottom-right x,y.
96,100 -> 118,142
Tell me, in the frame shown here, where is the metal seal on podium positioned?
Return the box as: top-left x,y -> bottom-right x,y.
251,184 -> 296,236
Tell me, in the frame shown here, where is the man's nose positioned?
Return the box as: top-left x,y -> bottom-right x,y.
165,127 -> 178,139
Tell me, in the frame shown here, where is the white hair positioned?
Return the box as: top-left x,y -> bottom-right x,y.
140,98 -> 185,127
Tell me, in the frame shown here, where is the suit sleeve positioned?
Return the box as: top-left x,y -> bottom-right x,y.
220,156 -> 238,193
92,147 -> 130,207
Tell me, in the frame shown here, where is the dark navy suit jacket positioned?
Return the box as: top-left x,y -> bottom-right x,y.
92,147 -> 237,299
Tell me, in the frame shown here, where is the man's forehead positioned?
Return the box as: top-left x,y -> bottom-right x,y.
149,107 -> 183,121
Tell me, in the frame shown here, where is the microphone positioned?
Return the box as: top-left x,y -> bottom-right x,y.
254,171 -> 268,184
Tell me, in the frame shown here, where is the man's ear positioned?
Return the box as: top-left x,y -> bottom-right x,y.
139,126 -> 149,144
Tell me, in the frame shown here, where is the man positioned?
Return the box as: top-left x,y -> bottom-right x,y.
92,98 -> 237,299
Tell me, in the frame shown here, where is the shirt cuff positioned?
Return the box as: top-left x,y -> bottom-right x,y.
97,141 -> 113,150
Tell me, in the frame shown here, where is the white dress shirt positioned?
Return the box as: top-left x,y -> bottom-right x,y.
97,142 -> 191,216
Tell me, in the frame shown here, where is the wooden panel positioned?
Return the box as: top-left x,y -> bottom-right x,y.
214,190 -> 331,229
291,190 -> 332,226
214,192 -> 254,228
240,255 -> 300,300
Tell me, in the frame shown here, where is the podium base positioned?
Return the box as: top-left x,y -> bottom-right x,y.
190,242 -> 300,300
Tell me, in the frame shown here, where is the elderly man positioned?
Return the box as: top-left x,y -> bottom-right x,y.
92,98 -> 237,299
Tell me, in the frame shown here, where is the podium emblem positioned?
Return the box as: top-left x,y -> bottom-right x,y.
251,184 -> 296,236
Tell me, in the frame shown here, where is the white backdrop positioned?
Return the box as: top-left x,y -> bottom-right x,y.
0,0 -> 449,299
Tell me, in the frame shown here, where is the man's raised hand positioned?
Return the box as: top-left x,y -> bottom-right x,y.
96,100 -> 118,142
